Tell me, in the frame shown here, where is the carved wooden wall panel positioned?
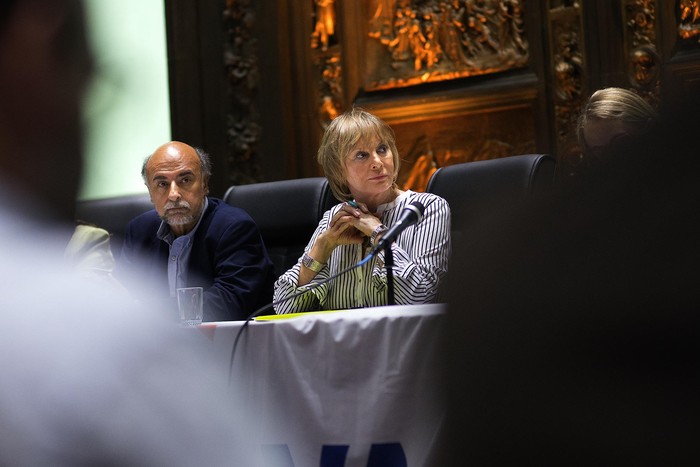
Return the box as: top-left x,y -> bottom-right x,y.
165,0 -> 700,192
224,0 -> 264,186
311,0 -> 345,127
545,1 -> 587,175
393,102 -> 537,190
662,0 -> 700,111
364,0 -> 530,91
678,0 -> 700,42
359,74 -> 539,190
330,0 -> 543,191
622,0 -> 660,104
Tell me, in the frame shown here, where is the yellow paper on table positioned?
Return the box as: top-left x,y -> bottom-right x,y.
254,309 -> 344,321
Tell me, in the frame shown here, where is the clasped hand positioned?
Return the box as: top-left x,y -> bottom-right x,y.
322,201 -> 381,250
298,201 -> 382,285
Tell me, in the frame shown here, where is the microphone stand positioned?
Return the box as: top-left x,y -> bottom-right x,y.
383,243 -> 395,306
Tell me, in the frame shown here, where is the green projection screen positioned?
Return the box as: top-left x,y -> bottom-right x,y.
80,0 -> 171,200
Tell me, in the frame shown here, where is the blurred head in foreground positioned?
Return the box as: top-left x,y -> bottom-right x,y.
0,2 -> 256,464
444,93 -> 700,465
0,0 -> 93,222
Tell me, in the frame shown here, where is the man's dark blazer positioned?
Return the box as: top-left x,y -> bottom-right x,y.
118,197 -> 275,321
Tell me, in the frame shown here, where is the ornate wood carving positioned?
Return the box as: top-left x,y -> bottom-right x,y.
622,0 -> 660,104
223,0 -> 263,185
547,0 -> 586,168
365,0 -> 530,91
311,0 -> 344,128
306,1 -> 539,191
663,1 -> 700,109
363,77 -> 538,191
396,104 -> 537,191
679,0 -> 700,43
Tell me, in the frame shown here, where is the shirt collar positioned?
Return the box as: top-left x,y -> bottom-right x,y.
376,190 -> 412,216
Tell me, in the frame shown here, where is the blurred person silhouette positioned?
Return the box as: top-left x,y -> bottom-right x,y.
0,1 -> 256,464
442,92 -> 700,465
577,87 -> 659,166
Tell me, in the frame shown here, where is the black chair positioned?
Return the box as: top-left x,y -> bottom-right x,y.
223,177 -> 340,278
426,154 -> 556,238
75,193 -> 153,257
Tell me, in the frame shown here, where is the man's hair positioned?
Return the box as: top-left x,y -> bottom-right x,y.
316,107 -> 400,201
194,147 -> 213,182
141,145 -> 213,184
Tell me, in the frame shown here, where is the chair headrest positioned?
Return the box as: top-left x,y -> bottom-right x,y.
223,177 -> 340,245
75,194 -> 153,238
426,154 -> 556,229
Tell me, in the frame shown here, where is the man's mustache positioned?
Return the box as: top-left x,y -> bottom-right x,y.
164,200 -> 191,210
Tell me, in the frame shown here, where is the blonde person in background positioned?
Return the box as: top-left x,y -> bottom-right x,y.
65,222 -> 114,272
65,221 -> 127,290
577,87 -> 659,164
273,107 -> 451,313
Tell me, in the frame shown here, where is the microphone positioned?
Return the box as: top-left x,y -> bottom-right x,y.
370,201 -> 425,254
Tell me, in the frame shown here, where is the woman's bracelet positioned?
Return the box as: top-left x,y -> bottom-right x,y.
301,252 -> 326,273
370,224 -> 388,247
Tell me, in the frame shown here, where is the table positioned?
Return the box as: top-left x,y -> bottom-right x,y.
200,304 -> 446,467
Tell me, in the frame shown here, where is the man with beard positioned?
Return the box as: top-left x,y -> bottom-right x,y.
119,141 -> 275,321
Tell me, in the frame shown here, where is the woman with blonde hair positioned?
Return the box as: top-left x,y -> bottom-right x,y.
273,108 -> 451,313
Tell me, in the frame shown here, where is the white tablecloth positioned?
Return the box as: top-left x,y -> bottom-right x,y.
199,304 -> 446,467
